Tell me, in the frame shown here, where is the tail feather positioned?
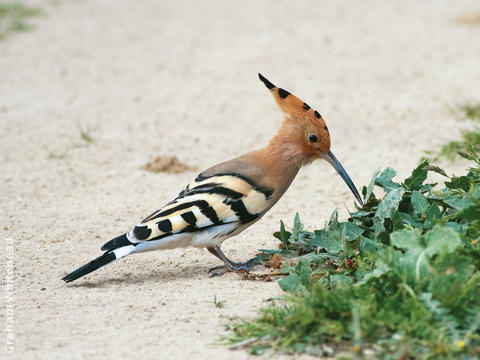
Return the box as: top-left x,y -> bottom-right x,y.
101,233 -> 132,251
62,251 -> 116,283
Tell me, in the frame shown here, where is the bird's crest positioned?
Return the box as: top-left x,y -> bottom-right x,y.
258,73 -> 325,124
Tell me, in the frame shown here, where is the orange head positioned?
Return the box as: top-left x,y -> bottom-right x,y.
259,73 -> 331,159
259,73 -> 363,206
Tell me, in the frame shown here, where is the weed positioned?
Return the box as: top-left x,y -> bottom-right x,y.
458,103 -> 480,121
79,128 -> 94,144
429,103 -> 480,161
48,150 -> 68,159
212,296 -> 226,309
0,2 -> 41,39
226,148 -> 480,359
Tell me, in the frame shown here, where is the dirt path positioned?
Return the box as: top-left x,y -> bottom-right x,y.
2,0 -> 480,359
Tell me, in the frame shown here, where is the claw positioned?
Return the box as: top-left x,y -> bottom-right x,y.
209,267 -> 228,277
206,245 -> 264,277
208,261 -> 255,277
208,265 -> 225,273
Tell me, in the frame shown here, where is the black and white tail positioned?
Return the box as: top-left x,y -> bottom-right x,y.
62,234 -> 134,283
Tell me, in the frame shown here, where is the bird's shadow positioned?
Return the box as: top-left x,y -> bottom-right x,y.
64,263 -> 229,288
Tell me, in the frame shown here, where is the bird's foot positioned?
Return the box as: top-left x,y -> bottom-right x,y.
208,257 -> 258,277
206,245 -> 265,277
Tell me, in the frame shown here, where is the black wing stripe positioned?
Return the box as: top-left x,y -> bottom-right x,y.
145,221 -> 237,243
181,211 -> 197,225
132,225 -> 152,240
176,184 -> 190,199
195,172 -> 273,200
142,209 -> 162,223
101,234 -> 132,251
143,200 -> 210,222
142,199 -> 221,226
157,219 -> 173,233
200,202 -> 221,225
229,199 -> 259,224
187,184 -> 244,199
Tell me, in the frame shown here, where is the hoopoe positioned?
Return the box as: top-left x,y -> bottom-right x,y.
62,74 -> 363,283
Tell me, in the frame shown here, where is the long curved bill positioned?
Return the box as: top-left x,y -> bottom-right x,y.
322,151 -> 364,207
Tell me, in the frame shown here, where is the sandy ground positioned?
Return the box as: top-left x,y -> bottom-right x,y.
1,0 -> 480,359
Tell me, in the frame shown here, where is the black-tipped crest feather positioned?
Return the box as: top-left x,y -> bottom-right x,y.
258,73 -> 275,89
278,88 -> 290,99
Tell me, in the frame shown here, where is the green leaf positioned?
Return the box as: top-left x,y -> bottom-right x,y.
375,167 -> 401,192
444,195 -> 473,211
312,230 -> 343,254
457,203 -> 480,221
360,259 -> 392,283
329,274 -> 352,287
249,344 -> 270,355
411,190 -> 430,215
338,222 -> 364,241
419,292 -> 450,319
350,210 -> 374,219
391,228 -> 423,252
293,212 -> 302,229
390,209 -> 405,232
458,149 -> 479,161
278,273 -> 303,292
423,225 -> 462,256
445,222 -> 468,235
404,160 -> 429,191
273,220 -> 291,245
280,220 -> 288,243
327,210 -> 339,230
297,260 -> 312,288
375,187 -> 405,221
445,176 -> 470,192
359,236 -> 378,254
400,248 -> 430,284
390,226 -> 461,287
373,219 -> 386,238
396,211 -> 423,228
289,213 -> 312,243
424,204 -> 442,228
419,183 -> 435,193
365,168 -> 380,202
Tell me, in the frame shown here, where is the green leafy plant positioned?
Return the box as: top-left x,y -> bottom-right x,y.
458,103 -> 480,121
226,148 -> 480,359
0,2 -> 40,39
427,103 -> 480,161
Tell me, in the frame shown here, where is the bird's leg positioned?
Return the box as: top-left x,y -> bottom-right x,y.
207,246 -> 258,277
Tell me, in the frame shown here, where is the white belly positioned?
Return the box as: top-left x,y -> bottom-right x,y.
131,222 -> 239,253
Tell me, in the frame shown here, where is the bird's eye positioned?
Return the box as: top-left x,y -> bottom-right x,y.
308,134 -> 318,143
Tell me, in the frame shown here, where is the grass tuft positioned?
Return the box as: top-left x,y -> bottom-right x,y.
458,103 -> 480,121
212,296 -> 226,308
79,128 -> 94,144
0,2 -> 41,39
429,103 -> 480,161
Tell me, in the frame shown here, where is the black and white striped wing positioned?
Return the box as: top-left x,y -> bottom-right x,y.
126,172 -> 274,244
